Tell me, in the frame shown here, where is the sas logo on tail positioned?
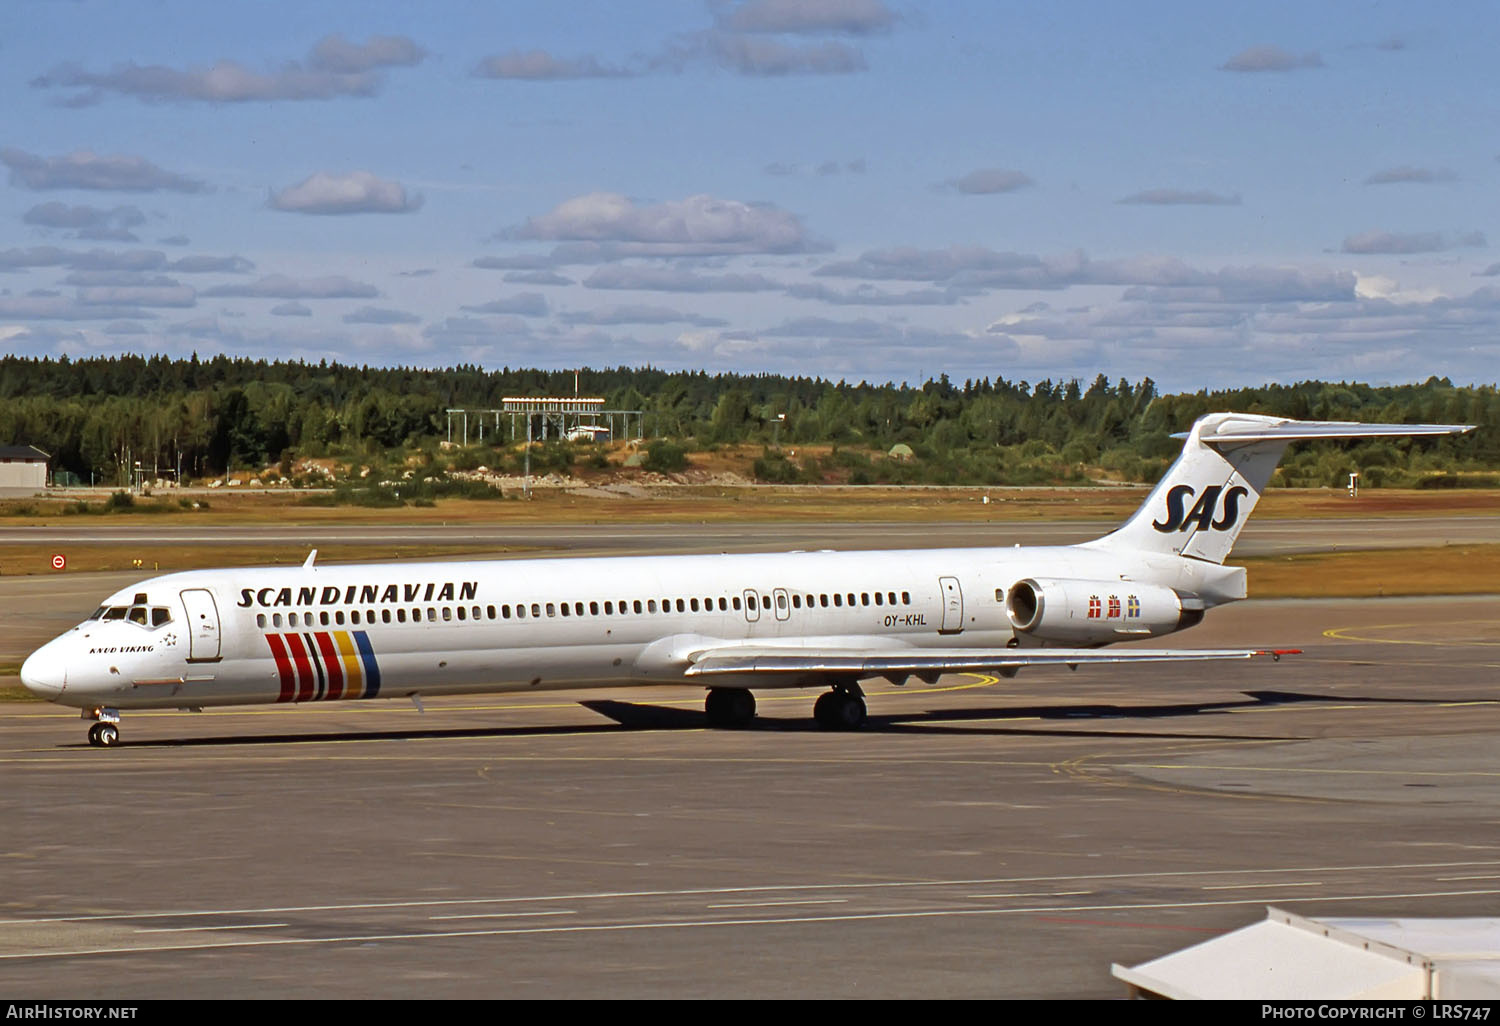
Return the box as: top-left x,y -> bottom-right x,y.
1152,484 -> 1249,533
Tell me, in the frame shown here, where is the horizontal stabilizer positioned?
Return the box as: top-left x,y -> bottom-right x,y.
1172,418 -> 1474,444
685,646 -> 1297,677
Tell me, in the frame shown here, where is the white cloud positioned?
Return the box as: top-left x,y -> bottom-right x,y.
475,51 -> 633,80
943,168 -> 1035,195
269,171 -> 421,215
510,192 -> 816,255
720,0 -> 897,36
582,266 -> 782,292
1117,189 -> 1241,206
31,34 -> 425,105
201,275 -> 378,299
1,148 -> 208,192
1219,46 -> 1324,72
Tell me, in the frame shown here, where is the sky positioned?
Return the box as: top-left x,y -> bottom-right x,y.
3,0 -> 1498,392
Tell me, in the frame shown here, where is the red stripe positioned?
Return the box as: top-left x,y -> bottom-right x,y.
265,634 -> 295,703
284,633 -> 315,702
314,632 -> 345,700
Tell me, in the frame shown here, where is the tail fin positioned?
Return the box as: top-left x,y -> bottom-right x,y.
1084,413 -> 1474,564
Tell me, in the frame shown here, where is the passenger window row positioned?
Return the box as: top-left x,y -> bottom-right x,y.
252,590 -> 916,630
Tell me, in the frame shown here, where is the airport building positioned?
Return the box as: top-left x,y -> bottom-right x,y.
0,445 -> 48,496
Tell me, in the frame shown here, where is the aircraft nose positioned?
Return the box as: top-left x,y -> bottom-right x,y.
20,643 -> 65,700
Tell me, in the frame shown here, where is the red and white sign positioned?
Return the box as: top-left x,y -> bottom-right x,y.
51,554 -> 66,570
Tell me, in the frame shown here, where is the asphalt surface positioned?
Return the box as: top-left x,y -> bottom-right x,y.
0,513 -> 1495,557
0,522 -> 1497,998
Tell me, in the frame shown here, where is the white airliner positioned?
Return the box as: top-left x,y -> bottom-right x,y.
21,412 -> 1473,746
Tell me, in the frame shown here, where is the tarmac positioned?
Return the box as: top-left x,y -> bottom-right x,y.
0,522 -> 1497,998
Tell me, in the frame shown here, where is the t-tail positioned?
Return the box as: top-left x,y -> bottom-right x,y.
1083,412 -> 1475,565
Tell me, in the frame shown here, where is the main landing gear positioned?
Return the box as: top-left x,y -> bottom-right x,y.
704,687 -> 756,729
813,683 -> 866,731
85,708 -> 122,748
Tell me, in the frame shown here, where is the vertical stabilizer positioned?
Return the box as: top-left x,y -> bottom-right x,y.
1083,413 -> 1474,565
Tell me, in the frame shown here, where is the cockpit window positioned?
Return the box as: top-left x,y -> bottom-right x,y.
151,607 -> 172,627
89,607 -> 106,620
127,607 -> 148,625
102,606 -> 128,621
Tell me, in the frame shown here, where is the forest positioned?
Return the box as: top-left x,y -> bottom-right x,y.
1,354 -> 1495,489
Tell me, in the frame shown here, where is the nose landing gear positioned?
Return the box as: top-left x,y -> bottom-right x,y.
84,708 -> 122,748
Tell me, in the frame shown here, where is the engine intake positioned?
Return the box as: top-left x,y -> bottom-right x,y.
1006,578 -> 1203,645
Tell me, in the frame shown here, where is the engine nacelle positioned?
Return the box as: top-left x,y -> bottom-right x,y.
1005,578 -> 1203,645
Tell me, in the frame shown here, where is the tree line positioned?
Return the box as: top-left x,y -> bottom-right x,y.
0,354 -> 1495,487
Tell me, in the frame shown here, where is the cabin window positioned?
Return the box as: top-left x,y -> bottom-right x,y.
257,613 -> 267,628
394,608 -> 404,623
321,611 -> 331,626
575,602 -> 584,617
501,605 -> 510,619
746,594 -> 757,611
153,607 -> 172,627
383,609 -> 392,624
457,606 -> 467,621
428,607 -> 438,621
559,603 -> 570,617
690,598 -> 700,612
531,603 -> 541,618
792,594 -> 801,609
861,593 -> 870,606
443,607 -> 453,621
590,602 -> 599,616
603,601 -> 613,615
902,591 -> 911,605
717,597 -> 727,611
820,594 -> 829,607
762,595 -> 771,610
888,592 -> 897,606
647,600 -> 657,613
351,611 -> 361,625
633,600 -> 643,614
675,598 -> 685,613
777,593 -> 788,611
545,603 -> 555,617
335,611 -> 345,625
732,596 -> 741,611
874,593 -> 883,606
833,594 -> 842,607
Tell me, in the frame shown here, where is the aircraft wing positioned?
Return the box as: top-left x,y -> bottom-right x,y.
684,646 -> 1297,677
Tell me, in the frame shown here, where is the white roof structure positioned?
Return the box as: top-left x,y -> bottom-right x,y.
1113,907 -> 1500,999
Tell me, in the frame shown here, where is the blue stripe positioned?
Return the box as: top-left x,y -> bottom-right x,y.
354,630 -> 381,698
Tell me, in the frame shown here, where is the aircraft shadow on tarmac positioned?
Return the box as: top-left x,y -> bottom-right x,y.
97,688 -> 1478,749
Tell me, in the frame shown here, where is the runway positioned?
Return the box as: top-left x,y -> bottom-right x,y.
0,513 -> 1495,556
2,588 -> 1498,998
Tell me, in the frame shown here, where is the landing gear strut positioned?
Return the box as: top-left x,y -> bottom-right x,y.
85,708 -> 121,748
813,683 -> 866,731
705,688 -> 756,729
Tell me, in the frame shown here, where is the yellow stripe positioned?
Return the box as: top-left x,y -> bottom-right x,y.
335,631 -> 363,698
